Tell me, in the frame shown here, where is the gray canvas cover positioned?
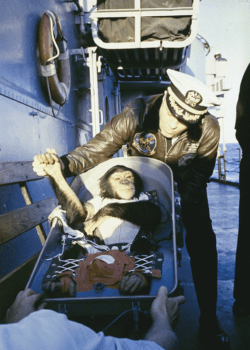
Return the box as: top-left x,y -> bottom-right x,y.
97,0 -> 193,43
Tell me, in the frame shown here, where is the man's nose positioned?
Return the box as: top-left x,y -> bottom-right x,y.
170,117 -> 178,129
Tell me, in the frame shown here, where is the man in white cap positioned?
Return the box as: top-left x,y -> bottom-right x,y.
33,69 -> 230,348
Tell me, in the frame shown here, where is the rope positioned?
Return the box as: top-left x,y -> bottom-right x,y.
45,76 -> 62,118
129,254 -> 156,274
52,257 -> 85,278
45,235 -> 67,261
159,202 -> 170,224
44,12 -> 62,118
46,13 -> 60,63
45,235 -> 85,278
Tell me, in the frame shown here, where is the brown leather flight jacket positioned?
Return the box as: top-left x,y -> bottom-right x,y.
235,63 -> 250,150
64,94 -> 220,203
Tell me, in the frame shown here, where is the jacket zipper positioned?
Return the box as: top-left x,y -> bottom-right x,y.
164,133 -> 188,161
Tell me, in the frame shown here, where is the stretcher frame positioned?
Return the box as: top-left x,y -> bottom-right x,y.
26,156 -> 179,318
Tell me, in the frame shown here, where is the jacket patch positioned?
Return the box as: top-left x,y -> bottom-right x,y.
133,132 -> 157,156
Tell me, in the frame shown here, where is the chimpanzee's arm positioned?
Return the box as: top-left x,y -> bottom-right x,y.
44,161 -> 91,226
92,201 -> 161,229
49,176 -> 90,226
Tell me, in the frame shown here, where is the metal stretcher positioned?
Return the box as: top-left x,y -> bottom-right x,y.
27,156 -> 181,318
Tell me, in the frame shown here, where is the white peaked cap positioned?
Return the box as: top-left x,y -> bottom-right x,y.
167,69 -> 221,107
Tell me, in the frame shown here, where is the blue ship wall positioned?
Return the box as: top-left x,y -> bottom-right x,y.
0,0 -> 117,278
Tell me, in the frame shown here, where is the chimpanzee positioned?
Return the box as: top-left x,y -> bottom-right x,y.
41,152 -> 161,296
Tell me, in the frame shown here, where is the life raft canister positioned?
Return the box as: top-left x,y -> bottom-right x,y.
39,11 -> 71,106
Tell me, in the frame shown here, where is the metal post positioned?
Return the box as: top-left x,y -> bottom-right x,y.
206,53 -> 229,184
217,146 -> 222,181
87,47 -> 103,137
114,84 -> 121,115
220,98 -> 227,183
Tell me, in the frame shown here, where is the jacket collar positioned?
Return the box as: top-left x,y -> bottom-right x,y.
142,94 -> 163,132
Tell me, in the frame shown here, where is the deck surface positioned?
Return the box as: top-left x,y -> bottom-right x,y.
175,181 -> 250,350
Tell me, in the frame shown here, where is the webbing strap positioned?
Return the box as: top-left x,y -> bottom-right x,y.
40,63 -> 56,77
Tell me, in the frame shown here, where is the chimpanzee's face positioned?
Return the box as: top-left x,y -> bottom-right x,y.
109,170 -> 135,200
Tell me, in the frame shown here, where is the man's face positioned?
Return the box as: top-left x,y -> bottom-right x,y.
159,92 -> 188,138
163,112 -> 188,138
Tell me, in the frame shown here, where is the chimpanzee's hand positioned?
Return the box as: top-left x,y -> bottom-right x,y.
120,274 -> 146,295
43,157 -> 62,179
5,289 -> 47,324
32,148 -> 64,176
84,215 -> 110,236
42,280 -> 76,298
84,205 -> 113,236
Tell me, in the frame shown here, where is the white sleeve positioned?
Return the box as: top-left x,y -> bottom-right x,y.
0,310 -> 164,350
138,192 -> 150,201
85,196 -> 103,219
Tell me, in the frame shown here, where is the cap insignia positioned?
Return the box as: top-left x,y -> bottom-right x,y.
169,95 -> 199,122
185,91 -> 202,107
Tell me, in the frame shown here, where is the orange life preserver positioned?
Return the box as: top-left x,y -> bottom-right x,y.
39,11 -> 71,106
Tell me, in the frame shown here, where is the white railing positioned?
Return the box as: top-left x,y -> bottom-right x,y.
90,0 -> 200,49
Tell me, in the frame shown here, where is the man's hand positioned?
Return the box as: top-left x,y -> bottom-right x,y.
43,157 -> 62,179
151,286 -> 186,328
5,289 -> 47,324
32,148 -> 64,177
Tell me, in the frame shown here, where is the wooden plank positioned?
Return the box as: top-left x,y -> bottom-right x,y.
19,183 -> 47,245
20,183 -> 33,205
0,252 -> 40,320
0,198 -> 57,246
0,161 -> 43,186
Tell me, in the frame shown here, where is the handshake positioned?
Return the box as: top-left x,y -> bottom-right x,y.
32,148 -> 64,178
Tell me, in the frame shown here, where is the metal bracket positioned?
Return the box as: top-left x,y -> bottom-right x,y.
122,144 -> 129,157
70,47 -> 87,63
177,247 -> 182,267
58,303 -> 67,314
132,302 -> 141,332
88,109 -> 103,127
96,55 -> 103,73
70,46 -> 103,136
